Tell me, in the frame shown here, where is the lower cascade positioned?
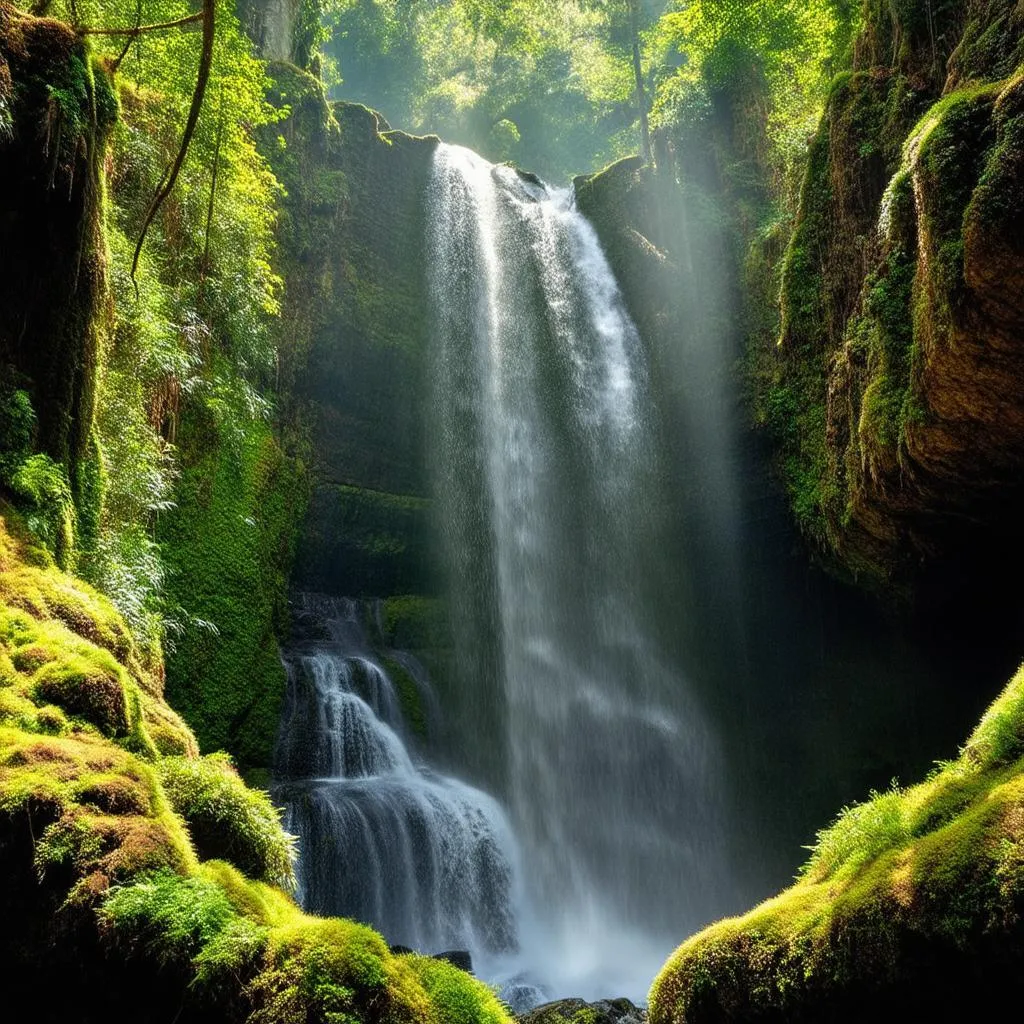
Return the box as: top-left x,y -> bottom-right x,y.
275,594 -> 524,981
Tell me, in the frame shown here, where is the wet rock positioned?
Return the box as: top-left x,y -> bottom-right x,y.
432,949 -> 473,973
518,997 -> 648,1024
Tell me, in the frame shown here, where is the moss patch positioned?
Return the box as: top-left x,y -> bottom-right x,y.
650,664 -> 1024,1023
160,404 -> 305,773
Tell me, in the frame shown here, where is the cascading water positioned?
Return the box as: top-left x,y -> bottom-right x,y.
274,594 -> 524,977
427,144 -> 728,1000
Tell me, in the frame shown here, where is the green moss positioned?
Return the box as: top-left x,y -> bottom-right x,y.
650,665 -> 1024,1023
32,653 -> 130,738
405,954 -> 511,1024
380,656 -> 428,740
160,405 -> 305,772
158,753 -> 296,887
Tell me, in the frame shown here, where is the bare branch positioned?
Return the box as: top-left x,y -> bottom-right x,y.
81,11 -> 203,38
130,0 -> 216,288
111,0 -> 143,73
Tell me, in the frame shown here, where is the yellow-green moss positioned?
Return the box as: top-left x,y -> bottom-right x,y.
0,507 -> 509,1021
650,665 -> 1024,1023
158,753 -> 296,888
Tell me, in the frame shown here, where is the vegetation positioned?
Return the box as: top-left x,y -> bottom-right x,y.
0,0 -> 307,769
3,0 -> 1024,1018
650,662 -> 1024,1022
158,752 -> 296,886
0,504 -> 511,1023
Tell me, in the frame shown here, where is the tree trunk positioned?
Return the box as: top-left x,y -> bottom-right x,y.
629,0 -> 651,164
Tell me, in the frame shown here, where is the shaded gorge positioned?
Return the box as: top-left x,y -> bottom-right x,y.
278,142 -> 1016,1006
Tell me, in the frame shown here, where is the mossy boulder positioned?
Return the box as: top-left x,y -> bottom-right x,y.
650,663 -> 1024,1023
158,752 -> 296,887
0,505 -> 511,1023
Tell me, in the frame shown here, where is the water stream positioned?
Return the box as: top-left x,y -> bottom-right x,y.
275,594 -> 522,973
275,138 -> 1006,1006
425,144 -> 727,999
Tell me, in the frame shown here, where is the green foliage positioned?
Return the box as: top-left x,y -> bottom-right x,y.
405,954 -> 510,1024
651,0 -> 849,185
323,0 -> 642,179
0,386 -> 35,476
158,752 -> 296,887
14,0 -> 297,671
101,867 -> 244,963
802,780 -> 908,880
0,1 -> 308,758
0,382 -> 76,572
9,455 -> 78,569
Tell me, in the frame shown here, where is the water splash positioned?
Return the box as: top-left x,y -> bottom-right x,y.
275,595 -> 523,969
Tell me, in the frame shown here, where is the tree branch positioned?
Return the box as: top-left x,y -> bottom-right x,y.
111,0 -> 143,73
130,0 -> 215,287
81,11 -> 203,38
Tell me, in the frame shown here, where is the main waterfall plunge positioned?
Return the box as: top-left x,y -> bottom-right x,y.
279,144 -> 728,1004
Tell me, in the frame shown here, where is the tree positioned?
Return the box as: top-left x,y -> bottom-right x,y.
628,0 -> 651,163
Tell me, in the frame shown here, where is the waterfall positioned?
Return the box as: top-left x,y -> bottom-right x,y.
427,145 -> 728,1000
275,594 -> 523,972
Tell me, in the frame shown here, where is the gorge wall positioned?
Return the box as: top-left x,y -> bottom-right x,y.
644,2 -> 1024,1019
761,0 -> 1024,596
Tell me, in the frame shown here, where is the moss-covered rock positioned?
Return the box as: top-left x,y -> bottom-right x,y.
260,66 -> 441,600
0,5 -> 115,551
158,752 -> 296,887
650,663 -> 1024,1023
0,506 -> 511,1023
160,405 -> 305,774
760,2 -> 1024,593
520,998 -> 647,1024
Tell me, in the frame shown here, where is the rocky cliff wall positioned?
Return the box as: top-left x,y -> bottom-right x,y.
765,0 -> 1024,596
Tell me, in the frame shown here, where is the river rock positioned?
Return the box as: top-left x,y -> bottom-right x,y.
432,949 -> 473,973
518,997 -> 648,1024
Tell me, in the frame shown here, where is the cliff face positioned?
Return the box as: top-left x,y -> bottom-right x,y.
236,0 -> 320,67
0,6 -> 116,562
765,0 -> 1024,593
642,4 -> 1024,1019
263,66 -> 440,600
